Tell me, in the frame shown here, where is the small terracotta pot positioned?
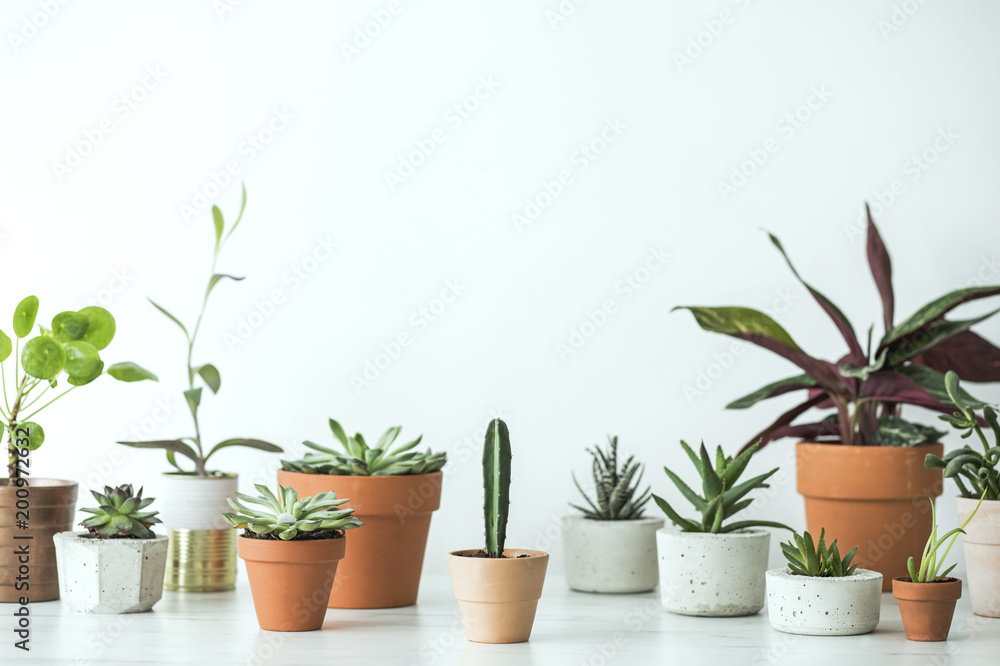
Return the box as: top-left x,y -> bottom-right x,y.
237,534 -> 347,632
892,577 -> 962,641
797,442 -> 943,591
277,470 -> 441,608
447,549 -> 548,643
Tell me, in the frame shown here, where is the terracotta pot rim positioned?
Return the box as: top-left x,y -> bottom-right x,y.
278,470 -> 443,480
448,548 -> 548,560
0,478 -> 77,488
238,533 -> 347,562
797,441 -> 942,449
162,471 -> 237,479
891,576 -> 962,601
55,531 -> 168,544
656,527 -> 769,539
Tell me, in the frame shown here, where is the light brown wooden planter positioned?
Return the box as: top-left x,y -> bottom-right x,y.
797,442 -> 942,591
277,470 -> 441,608
0,479 -> 77,602
893,577 -> 962,641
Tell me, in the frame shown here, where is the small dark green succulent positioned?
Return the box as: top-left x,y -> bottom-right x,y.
571,436 -> 651,520
79,484 -> 161,539
780,528 -> 858,577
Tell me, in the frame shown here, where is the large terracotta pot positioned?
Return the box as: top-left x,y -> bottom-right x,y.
447,549 -> 548,644
957,496 -> 1000,617
237,534 -> 346,632
0,479 -> 77,602
797,442 -> 943,591
892,577 -> 962,641
277,470 -> 442,608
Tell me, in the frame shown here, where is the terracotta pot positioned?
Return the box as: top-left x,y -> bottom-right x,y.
447,549 -> 548,644
797,442 -> 943,591
237,534 -> 346,632
957,496 -> 1000,617
0,479 -> 77,602
892,577 -> 962,641
277,470 -> 441,608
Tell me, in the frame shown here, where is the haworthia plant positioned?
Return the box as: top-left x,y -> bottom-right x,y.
483,418 -> 511,558
571,435 -> 651,520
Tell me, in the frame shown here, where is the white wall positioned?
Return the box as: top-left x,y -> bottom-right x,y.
2,0 -> 999,577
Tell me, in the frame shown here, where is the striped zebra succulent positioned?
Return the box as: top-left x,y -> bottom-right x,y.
571,436 -> 651,520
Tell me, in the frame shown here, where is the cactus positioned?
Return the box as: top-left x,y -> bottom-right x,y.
780,528 -> 859,577
79,484 -> 162,539
571,436 -> 651,520
483,418 -> 511,558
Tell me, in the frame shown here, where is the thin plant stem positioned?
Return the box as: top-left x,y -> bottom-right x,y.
22,386 -> 76,422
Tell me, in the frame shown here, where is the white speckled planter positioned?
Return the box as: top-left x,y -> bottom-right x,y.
656,528 -> 769,616
765,568 -> 882,635
562,515 -> 664,593
957,497 -> 1000,618
53,532 -> 168,614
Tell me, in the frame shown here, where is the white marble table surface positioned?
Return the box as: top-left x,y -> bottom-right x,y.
6,573 -> 1000,665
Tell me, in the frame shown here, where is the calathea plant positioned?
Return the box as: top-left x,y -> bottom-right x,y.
79,484 -> 162,539
674,205 -> 1000,450
780,528 -> 858,577
224,484 -> 362,540
571,436 -> 651,520
117,186 -> 281,475
2,296 -> 157,479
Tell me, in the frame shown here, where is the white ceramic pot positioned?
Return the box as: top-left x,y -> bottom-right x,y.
562,515 -> 664,593
157,473 -> 237,530
656,527 -> 769,616
765,568 -> 882,635
957,496 -> 1000,618
54,532 -> 168,613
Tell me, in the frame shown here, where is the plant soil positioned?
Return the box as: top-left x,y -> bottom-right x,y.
460,550 -> 529,559
240,528 -> 344,541
83,530 -> 159,540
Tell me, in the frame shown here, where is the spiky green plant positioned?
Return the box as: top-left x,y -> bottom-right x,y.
571,436 -> 651,520
652,440 -> 791,533
483,418 -> 511,558
907,493 -> 985,582
780,528 -> 859,577
79,484 -> 161,539
224,484 -> 363,541
280,418 -> 446,476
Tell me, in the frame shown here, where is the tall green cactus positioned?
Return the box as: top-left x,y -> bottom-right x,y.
483,418 -> 511,558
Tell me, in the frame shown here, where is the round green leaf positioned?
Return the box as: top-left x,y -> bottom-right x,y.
18,422 -> 45,451
13,296 -> 39,338
0,330 -> 10,362
67,360 -> 104,386
106,361 -> 158,382
52,311 -> 90,342
21,336 -> 66,379
78,306 -> 116,350
63,340 -> 102,378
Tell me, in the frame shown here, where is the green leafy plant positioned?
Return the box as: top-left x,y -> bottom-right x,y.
571,436 -> 651,520
2,296 -> 156,479
674,205 -> 1000,450
117,185 -> 281,476
925,371 -> 1000,500
280,418 -> 446,476
224,484 -> 363,541
906,493 -> 985,582
79,484 -> 162,539
652,441 -> 791,533
780,528 -> 859,577
483,418 -> 510,558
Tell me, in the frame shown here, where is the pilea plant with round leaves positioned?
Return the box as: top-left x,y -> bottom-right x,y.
116,185 -> 282,476
2,296 -> 157,479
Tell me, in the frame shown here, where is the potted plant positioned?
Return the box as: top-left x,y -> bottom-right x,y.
118,186 -> 282,592
224,484 -> 362,631
1,296 -> 156,602
652,440 -> 790,616
674,205 -> 1000,588
53,484 -> 167,613
447,418 -> 548,644
892,492 -> 985,641
766,528 -> 882,635
278,418 -> 446,608
563,435 -> 662,593
925,370 -> 1000,617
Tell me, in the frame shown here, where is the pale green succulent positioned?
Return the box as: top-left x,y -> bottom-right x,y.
79,484 -> 161,539
224,484 -> 362,540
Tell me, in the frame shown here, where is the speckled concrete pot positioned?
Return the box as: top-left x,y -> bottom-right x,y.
54,532 -> 168,614
656,527 -> 769,616
562,515 -> 664,593
766,568 -> 882,635
957,497 -> 1000,618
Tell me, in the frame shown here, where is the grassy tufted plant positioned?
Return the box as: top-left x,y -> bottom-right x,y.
79,484 -> 162,539
224,484 -> 363,540
780,528 -> 858,577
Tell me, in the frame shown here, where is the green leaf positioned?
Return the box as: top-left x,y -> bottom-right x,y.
107,362 -> 158,382
329,419 -> 350,447
662,466 -> 707,511
78,306 -> 116,350
13,296 -> 39,338
699,442 -> 723,498
205,438 -> 282,463
206,273 -> 245,297
673,306 -> 799,348
116,439 -> 200,463
0,330 -> 10,362
21,336 -> 65,379
718,519 -> 794,533
726,374 -> 817,410
16,422 -> 45,451
67,360 -> 104,386
52,311 -> 90,342
184,387 -> 202,414
63,340 -> 102,379
196,364 -> 221,393
148,298 -> 189,339
212,205 -> 224,248
898,365 -> 989,408
652,493 -> 702,532
222,183 -> 248,244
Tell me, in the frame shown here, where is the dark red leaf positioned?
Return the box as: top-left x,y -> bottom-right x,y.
739,393 -> 829,453
912,330 -> 1000,382
866,203 -> 894,334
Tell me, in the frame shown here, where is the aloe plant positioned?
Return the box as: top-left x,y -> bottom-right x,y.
674,205 -> 1000,451
571,436 -> 651,520
780,528 -> 858,577
224,484 -> 363,541
79,484 -> 162,539
483,418 -> 511,557
907,493 -> 985,582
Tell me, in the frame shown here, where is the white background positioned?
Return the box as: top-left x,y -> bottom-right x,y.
2,0 -> 999,577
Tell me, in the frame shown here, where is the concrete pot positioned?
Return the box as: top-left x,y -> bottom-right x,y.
765,568 -> 882,635
957,496 -> 1000,618
53,532 -> 168,614
656,528 -> 769,616
562,515 -> 663,593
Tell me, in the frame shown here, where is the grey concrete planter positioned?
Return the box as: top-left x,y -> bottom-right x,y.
53,531 -> 168,614
562,515 -> 664,593
656,527 -> 769,616
766,568 -> 882,635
